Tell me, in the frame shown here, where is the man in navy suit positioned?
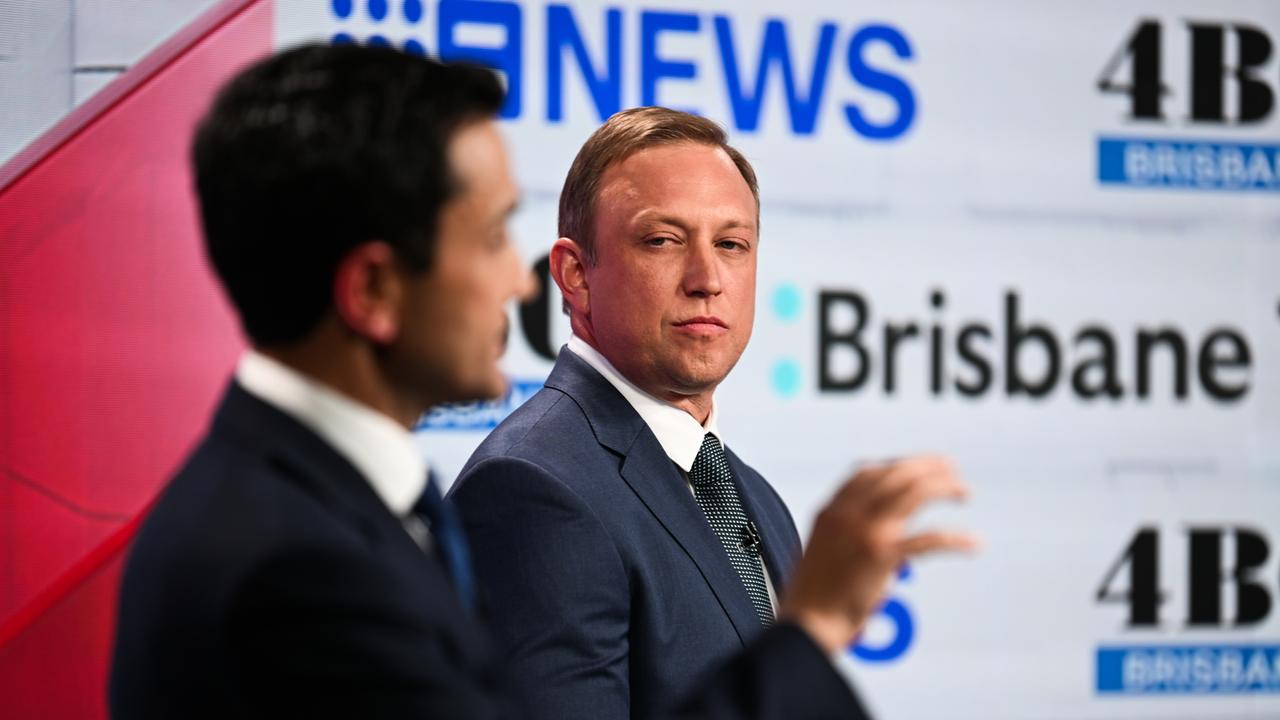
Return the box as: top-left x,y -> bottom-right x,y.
450,108 -> 975,719
109,44 -> 534,719
111,43 -> 973,720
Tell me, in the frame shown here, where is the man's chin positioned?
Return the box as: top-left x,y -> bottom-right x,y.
482,374 -> 510,401
425,371 -> 508,409
462,376 -> 508,404
675,350 -> 742,381
665,365 -> 732,396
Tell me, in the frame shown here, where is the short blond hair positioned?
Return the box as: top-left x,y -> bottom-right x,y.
558,107 -> 759,264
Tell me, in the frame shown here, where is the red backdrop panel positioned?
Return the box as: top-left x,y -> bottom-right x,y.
0,1 -> 272,716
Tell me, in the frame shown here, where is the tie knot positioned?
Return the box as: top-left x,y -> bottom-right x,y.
413,474 -> 446,523
689,433 -> 729,488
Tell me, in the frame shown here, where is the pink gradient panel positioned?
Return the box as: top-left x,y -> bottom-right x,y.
0,1 -> 272,715
0,549 -> 128,720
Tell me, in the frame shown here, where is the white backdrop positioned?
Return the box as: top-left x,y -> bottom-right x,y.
273,1 -> 1280,717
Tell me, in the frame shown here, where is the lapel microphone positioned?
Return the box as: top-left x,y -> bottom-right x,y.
741,520 -> 763,555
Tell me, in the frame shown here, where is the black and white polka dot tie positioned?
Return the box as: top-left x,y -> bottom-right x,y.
689,433 -> 774,627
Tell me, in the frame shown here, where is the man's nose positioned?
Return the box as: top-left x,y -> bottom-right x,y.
515,263 -> 539,303
682,241 -> 722,297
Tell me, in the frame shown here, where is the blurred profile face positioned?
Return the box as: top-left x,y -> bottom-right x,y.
390,119 -> 534,405
583,141 -> 758,403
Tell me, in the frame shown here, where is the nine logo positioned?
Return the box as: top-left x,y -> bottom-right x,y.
328,0 -> 917,139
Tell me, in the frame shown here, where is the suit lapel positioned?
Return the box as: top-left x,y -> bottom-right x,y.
213,381 -> 490,649
214,382 -> 434,563
544,352 -> 764,646
726,451 -> 797,597
618,434 -> 764,645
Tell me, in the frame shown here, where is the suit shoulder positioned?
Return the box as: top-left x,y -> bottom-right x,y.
451,391 -> 624,513
462,386 -> 595,468
129,433 -> 373,587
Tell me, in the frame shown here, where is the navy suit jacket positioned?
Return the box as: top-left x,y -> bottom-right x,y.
451,351 -> 865,720
111,378 -> 863,719
110,382 -> 512,719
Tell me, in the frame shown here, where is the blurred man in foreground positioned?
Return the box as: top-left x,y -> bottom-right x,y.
109,42 -> 975,719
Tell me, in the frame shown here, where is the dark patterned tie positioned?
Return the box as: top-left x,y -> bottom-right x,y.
414,474 -> 477,614
689,433 -> 774,627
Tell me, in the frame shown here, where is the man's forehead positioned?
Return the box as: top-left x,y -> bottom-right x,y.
608,141 -> 732,176
449,121 -> 517,204
601,144 -> 735,195
448,120 -> 508,175
597,147 -> 753,214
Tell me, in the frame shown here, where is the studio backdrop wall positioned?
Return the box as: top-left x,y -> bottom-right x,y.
1,1 -> 1277,718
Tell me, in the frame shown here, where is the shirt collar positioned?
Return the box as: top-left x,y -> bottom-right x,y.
566,335 -> 721,473
234,350 -> 427,516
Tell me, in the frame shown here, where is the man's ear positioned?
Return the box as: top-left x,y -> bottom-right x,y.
549,237 -> 590,319
333,241 -> 403,344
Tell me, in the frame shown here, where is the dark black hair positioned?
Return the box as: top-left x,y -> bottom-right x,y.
193,42 -> 503,346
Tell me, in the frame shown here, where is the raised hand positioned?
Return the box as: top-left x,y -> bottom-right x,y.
780,455 -> 979,654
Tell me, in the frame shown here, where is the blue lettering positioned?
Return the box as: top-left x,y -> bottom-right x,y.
853,597 -> 915,662
714,17 -> 836,135
640,11 -> 700,111
437,0 -> 523,118
348,5 -> 921,138
546,5 -> 623,123
844,24 -> 916,140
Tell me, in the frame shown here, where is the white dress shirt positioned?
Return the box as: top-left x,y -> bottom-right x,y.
235,350 -> 428,520
566,335 -> 778,611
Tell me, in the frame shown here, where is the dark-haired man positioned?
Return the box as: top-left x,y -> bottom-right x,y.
110,43 -> 973,720
110,43 -> 532,719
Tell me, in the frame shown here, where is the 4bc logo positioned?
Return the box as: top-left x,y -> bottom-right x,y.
1097,527 -> 1274,628
1098,19 -> 1275,123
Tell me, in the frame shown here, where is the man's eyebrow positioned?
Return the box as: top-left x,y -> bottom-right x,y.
633,211 -> 755,233
633,212 -> 688,231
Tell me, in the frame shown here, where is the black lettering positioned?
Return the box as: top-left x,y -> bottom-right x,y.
1097,527 -> 1162,627
1136,328 -> 1189,399
1072,326 -> 1124,399
1189,23 -> 1274,123
1005,292 -> 1060,398
1188,527 -> 1274,627
1198,328 -> 1251,401
955,325 -> 992,397
518,254 -> 557,361
1234,25 -> 1274,122
930,290 -> 945,395
883,322 -> 919,395
1233,528 -> 1271,625
1098,19 -> 1165,120
1187,528 -> 1223,626
1189,23 -> 1226,122
818,291 -> 870,391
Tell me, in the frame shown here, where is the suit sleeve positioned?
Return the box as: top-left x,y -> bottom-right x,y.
675,623 -> 873,720
453,456 -> 632,720
226,540 -> 515,720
